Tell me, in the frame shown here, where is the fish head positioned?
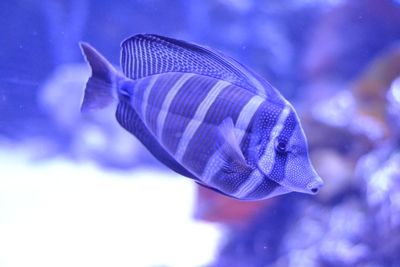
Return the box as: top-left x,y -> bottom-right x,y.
281,121 -> 324,194
256,104 -> 323,195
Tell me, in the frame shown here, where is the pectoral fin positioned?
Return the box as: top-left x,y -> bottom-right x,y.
216,118 -> 251,174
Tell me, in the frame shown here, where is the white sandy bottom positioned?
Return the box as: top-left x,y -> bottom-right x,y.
0,150 -> 221,267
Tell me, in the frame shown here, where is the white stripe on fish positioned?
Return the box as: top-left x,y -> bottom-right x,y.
201,151 -> 223,183
140,75 -> 159,120
258,104 -> 291,173
80,34 -> 324,200
233,169 -> 264,198
232,104 -> 291,198
201,95 -> 263,183
156,73 -> 195,139
175,80 -> 230,162
235,95 -> 264,144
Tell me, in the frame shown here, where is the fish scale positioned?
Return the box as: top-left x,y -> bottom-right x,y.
79,34 -> 324,200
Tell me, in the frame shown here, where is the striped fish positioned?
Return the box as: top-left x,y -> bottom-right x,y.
79,34 -> 323,200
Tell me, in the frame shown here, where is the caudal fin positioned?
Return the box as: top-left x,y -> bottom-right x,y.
79,42 -> 121,112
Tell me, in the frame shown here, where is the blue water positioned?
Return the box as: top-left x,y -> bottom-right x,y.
1,1 -> 400,266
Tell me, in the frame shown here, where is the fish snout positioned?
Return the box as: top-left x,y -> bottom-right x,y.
306,177 -> 324,194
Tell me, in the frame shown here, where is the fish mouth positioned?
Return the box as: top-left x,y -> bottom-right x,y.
306,177 -> 324,194
257,165 -> 324,194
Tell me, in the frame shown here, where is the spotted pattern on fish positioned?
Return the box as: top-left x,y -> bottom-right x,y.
202,96 -> 264,187
130,72 -> 257,178
230,105 -> 291,198
232,170 -> 265,198
247,109 -> 297,198
258,105 -> 292,176
80,34 -> 324,201
235,95 -> 265,144
270,109 -> 298,183
209,101 -> 283,197
201,96 -> 265,193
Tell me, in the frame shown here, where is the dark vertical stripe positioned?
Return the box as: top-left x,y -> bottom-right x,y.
246,179 -> 280,200
144,73 -> 183,133
213,102 -> 284,196
195,84 -> 248,145
277,111 -> 297,145
248,111 -> 297,197
115,102 -> 195,179
131,76 -> 153,118
161,75 -> 218,154
182,85 -> 254,175
212,168 -> 254,195
250,102 -> 284,163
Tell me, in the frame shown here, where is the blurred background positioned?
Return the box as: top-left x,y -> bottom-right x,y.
1,0 -> 400,266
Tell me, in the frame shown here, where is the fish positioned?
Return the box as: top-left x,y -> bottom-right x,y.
79,34 -> 323,200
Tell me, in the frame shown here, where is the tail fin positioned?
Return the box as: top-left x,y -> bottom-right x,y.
79,42 -> 121,112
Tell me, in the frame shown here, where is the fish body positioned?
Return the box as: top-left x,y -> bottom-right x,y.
80,34 -> 323,200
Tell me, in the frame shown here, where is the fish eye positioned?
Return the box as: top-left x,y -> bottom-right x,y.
275,139 -> 287,154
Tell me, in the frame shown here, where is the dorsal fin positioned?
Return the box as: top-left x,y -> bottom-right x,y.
120,34 -> 282,99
